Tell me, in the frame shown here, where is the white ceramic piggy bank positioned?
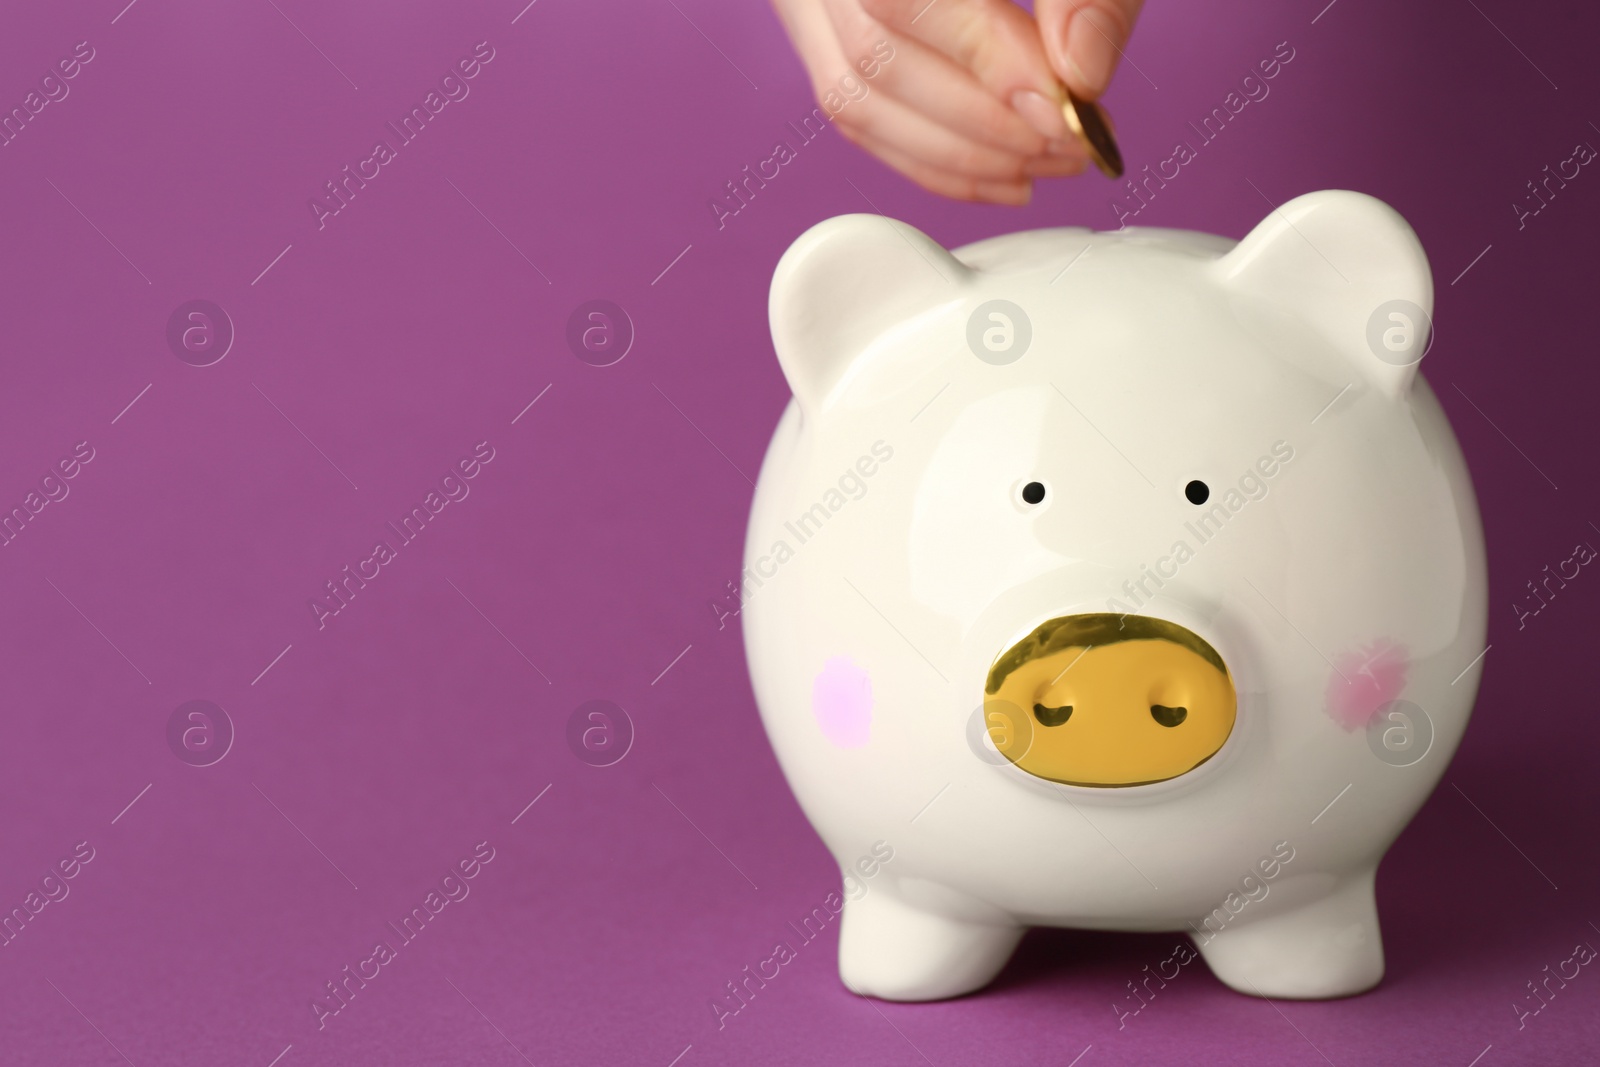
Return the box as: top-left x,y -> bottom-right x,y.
741,191 -> 1487,1001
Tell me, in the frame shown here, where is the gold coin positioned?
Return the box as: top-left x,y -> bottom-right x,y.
1061,88 -> 1124,179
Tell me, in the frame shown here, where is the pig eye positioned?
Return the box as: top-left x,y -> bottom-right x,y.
1021,481 -> 1046,505
1184,480 -> 1210,505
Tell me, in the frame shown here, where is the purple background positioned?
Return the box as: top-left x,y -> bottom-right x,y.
0,0 -> 1596,1064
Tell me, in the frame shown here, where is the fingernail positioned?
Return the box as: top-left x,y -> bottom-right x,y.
1010,89 -> 1069,142
1045,138 -> 1084,157
1065,8 -> 1122,97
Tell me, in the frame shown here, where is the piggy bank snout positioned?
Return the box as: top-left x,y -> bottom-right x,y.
983,614 -> 1237,788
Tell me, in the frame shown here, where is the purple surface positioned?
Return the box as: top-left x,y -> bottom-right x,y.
0,1 -> 1596,1064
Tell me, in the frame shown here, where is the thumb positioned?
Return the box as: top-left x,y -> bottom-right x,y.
1035,0 -> 1145,100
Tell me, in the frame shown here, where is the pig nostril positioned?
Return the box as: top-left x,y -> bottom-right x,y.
1033,703 -> 1073,727
1150,705 -> 1188,727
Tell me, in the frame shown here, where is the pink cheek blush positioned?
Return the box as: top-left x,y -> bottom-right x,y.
812,657 -> 872,748
1324,639 -> 1410,731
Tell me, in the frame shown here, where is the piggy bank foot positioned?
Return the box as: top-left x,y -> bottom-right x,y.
838,887 -> 1023,1001
1193,869 -> 1384,999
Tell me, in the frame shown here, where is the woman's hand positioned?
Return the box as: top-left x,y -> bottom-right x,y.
770,0 -> 1144,204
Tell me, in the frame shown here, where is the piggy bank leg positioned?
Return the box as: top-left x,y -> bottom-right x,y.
838,885 -> 1024,1001
1193,868 -> 1384,999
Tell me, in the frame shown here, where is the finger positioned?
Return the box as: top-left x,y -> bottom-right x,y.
837,89 -> 1037,181
768,0 -> 840,68
869,34 -> 1086,158
870,34 -> 1041,156
1035,0 -> 1145,99
861,0 -> 1073,142
1024,154 -> 1088,178
845,127 -> 1033,204
776,0 -> 1054,172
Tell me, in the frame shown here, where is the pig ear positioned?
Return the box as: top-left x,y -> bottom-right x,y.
769,214 -> 967,415
1214,190 -> 1433,400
